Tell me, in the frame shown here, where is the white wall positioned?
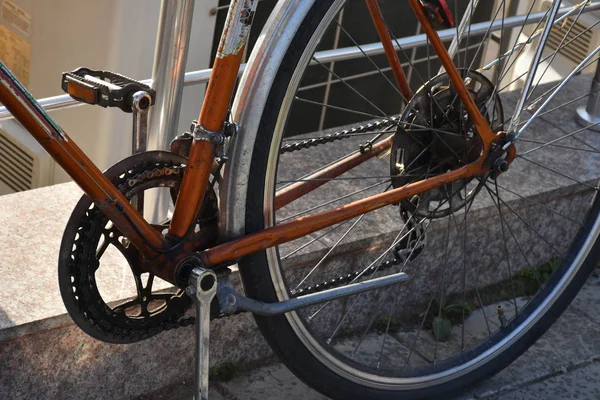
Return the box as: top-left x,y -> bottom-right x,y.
0,0 -> 218,187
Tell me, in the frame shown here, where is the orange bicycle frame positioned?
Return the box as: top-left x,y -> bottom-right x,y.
0,0 -> 502,285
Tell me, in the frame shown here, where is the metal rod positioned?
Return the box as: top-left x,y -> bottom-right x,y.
226,271 -> 409,316
147,0 -> 196,152
516,45 -> 600,138
146,0 -> 196,224
0,3 -> 598,121
509,0 -> 564,132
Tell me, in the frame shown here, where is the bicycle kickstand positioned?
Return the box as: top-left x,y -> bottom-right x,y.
187,268 -> 218,400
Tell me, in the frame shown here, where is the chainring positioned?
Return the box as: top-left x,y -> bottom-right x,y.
391,69 -> 504,219
58,151 -> 218,344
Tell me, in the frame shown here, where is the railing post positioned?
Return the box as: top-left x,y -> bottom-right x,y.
576,60 -> 600,132
147,0 -> 196,152
146,0 -> 196,223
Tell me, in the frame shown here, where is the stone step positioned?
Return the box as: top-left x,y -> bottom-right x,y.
1,74 -> 598,400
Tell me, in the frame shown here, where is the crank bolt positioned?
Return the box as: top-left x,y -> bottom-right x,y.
493,158 -> 509,174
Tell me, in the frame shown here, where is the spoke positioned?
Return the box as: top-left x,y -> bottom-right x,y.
277,173 -> 436,185
518,54 -> 600,119
295,96 -> 382,119
444,0 -> 507,116
433,214 -> 452,362
518,86 -> 600,126
519,137 -> 600,155
495,1 -> 549,92
310,198 -> 438,323
483,181 -> 566,258
319,182 -> 467,340
405,215 -> 453,367
278,180 -> 390,222
484,183 -> 543,288
333,19 -> 405,100
321,219 -> 424,339
494,182 -> 584,227
516,155 -> 599,191
293,215 -> 366,292
497,18 -> 600,94
460,182 -> 469,350
367,1 -> 460,129
313,56 -> 390,117
489,0 -> 507,113
461,0 -> 478,72
281,219 -> 354,260
527,4 -> 588,104
516,51 -> 600,137
520,121 -> 600,157
448,207 -> 494,339
493,180 -> 519,314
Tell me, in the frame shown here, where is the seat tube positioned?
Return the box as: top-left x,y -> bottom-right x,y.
168,0 -> 259,239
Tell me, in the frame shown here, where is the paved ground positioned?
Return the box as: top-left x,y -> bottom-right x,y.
146,271 -> 600,400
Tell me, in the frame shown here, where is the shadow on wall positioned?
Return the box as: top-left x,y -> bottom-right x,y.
0,306 -> 13,330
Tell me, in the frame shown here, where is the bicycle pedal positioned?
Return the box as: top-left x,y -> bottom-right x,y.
61,67 -> 156,113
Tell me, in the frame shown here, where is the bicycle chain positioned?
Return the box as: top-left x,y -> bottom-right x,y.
292,257 -> 403,297
279,117 -> 399,154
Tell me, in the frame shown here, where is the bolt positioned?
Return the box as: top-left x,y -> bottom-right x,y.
493,158 -> 509,174
226,294 -> 237,306
186,286 -> 196,296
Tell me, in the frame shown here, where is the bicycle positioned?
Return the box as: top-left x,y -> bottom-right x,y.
1,0 -> 600,399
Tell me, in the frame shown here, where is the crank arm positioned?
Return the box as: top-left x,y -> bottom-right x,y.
187,268 -> 217,400
218,272 -> 409,316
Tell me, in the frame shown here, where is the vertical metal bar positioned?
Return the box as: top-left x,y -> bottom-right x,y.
146,0 -> 196,223
575,60 -> 600,132
508,0 -> 563,131
147,0 -> 196,151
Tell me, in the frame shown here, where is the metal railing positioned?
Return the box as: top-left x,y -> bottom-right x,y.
0,2 -> 598,124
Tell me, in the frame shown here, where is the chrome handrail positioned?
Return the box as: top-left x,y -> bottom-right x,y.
0,2 -> 598,121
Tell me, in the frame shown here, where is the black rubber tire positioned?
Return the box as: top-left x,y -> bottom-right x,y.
238,2 -> 600,399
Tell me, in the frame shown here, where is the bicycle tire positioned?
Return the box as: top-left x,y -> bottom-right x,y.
236,1 -> 600,398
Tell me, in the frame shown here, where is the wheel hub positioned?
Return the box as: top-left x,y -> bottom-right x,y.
391,69 -> 504,219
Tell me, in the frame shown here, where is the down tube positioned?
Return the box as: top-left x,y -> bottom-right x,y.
0,62 -> 165,257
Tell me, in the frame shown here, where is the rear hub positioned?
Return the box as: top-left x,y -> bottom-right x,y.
390,69 -> 504,219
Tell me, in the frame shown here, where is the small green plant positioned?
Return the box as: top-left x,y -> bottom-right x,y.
209,363 -> 242,382
515,258 -> 561,294
338,327 -> 361,338
431,297 -> 473,342
373,315 -> 401,333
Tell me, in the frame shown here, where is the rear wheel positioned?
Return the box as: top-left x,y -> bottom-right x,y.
239,1 -> 600,399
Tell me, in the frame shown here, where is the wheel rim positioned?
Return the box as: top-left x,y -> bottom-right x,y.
260,0 -> 600,390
